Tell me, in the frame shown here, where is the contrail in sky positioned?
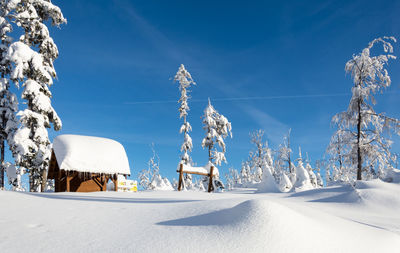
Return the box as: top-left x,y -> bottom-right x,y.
124,93 -> 349,105
124,90 -> 400,105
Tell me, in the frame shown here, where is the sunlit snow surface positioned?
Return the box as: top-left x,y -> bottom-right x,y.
1,180 -> 400,252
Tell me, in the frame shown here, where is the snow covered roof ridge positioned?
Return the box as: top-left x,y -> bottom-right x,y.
53,134 -> 131,175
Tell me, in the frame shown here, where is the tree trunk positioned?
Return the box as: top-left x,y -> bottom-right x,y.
182,115 -> 187,164
0,139 -> 4,189
356,98 -> 362,180
41,166 -> 47,192
0,110 -> 5,189
287,130 -> 292,173
29,175 -> 34,192
208,145 -> 212,163
337,135 -> 343,171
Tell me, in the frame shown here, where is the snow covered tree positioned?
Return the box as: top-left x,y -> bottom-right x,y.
0,6 -> 18,189
250,130 -> 275,177
0,78 -> 18,189
240,161 -> 251,185
5,162 -> 25,191
201,99 -> 232,165
326,130 -> 353,183
225,167 -> 240,190
276,129 -> 293,173
138,144 -> 173,191
276,129 -> 295,186
174,64 -> 196,165
305,153 -> 317,188
314,159 -> 325,187
294,147 -> 313,191
332,37 -> 399,181
1,0 -> 66,192
278,171 -> 292,192
242,130 -> 279,191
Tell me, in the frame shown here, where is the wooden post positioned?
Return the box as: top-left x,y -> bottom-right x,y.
178,163 -> 183,191
66,171 -> 72,192
208,166 -> 214,193
113,174 -> 118,192
55,169 -> 61,192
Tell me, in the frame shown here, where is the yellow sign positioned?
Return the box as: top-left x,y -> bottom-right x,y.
118,179 -> 137,192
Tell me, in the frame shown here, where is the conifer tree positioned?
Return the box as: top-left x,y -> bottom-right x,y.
305,153 -> 317,188
0,4 -> 18,189
174,64 -> 196,165
2,0 -> 66,191
294,147 -> 313,190
202,99 -> 232,165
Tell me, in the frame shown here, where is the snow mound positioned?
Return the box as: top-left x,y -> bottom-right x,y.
383,168 -> 400,183
162,197 -> 400,252
356,179 -> 400,210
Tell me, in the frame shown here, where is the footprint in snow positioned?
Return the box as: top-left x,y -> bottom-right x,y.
27,224 -> 44,228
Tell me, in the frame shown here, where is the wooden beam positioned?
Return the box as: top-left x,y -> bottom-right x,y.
92,176 -> 103,190
176,171 -> 209,177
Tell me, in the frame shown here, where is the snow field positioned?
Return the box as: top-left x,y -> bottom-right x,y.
1,180 -> 400,253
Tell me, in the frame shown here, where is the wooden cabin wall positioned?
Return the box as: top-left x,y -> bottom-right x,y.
54,171 -> 111,192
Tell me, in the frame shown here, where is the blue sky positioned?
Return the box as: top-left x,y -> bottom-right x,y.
38,0 -> 400,182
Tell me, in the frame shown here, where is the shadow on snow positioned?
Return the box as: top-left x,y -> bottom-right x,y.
21,192 -> 202,204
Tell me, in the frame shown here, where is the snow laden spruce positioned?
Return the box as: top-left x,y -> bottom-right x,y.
327,36 -> 400,184
174,64 -> 196,165
201,99 -> 232,191
202,99 -> 232,166
173,64 -> 197,190
0,5 -> 19,190
0,0 -> 66,191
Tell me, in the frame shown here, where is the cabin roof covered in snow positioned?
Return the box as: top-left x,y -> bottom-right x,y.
53,134 -> 131,175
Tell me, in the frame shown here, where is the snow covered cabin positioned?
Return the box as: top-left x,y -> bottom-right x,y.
47,135 -> 131,192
